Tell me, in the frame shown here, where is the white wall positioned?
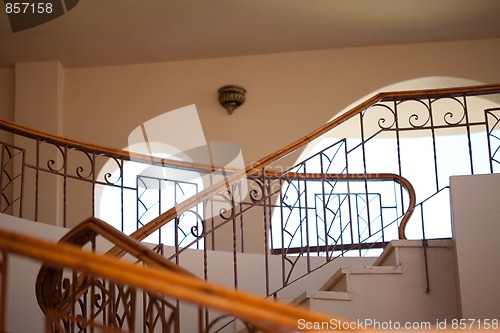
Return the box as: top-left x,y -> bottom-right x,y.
0,214 -> 68,333
450,173 -> 500,320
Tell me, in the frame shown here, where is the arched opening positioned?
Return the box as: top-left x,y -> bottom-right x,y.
271,77 -> 500,255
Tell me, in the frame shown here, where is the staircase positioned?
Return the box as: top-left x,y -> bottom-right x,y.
291,240 -> 460,326
1,84 -> 500,332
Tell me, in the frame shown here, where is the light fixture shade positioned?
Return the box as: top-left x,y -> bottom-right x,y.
218,85 -> 246,115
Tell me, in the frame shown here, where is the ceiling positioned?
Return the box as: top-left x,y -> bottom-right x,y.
1,0 -> 500,68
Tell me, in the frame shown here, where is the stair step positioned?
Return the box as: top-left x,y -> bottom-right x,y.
341,265 -> 403,275
320,265 -> 403,292
290,290 -> 352,306
319,265 -> 348,292
373,239 -> 455,266
373,241 -> 401,266
292,265 -> 402,306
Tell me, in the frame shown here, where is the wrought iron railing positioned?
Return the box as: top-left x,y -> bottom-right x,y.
0,119 -> 219,232
124,83 -> 500,300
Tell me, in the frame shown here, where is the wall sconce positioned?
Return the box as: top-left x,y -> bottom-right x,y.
218,85 -> 246,115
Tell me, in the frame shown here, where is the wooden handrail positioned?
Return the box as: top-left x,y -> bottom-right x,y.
0,119 -> 222,173
0,227 -> 352,332
56,217 -> 188,272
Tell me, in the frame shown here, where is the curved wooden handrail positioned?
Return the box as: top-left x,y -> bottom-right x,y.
0,227 -> 354,332
35,217 -> 195,315
125,84 -> 500,246
262,172 -> 416,240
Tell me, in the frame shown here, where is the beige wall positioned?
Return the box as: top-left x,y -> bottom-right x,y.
14,62 -> 64,134
0,68 -> 14,122
0,38 -> 497,167
0,39 -> 498,165
0,68 -> 14,143
14,62 -> 65,226
62,38 -> 500,166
